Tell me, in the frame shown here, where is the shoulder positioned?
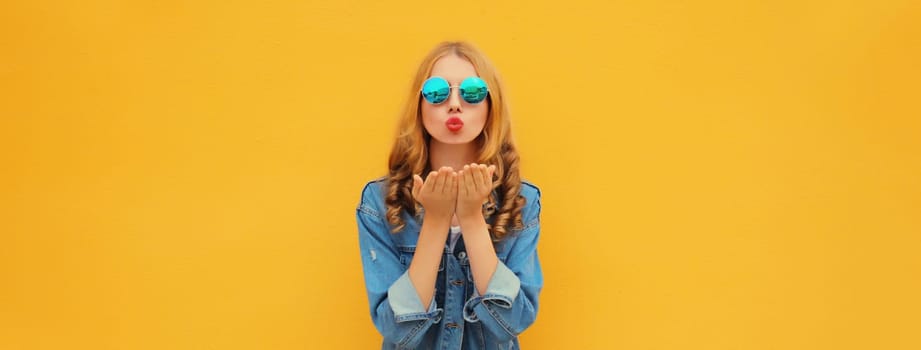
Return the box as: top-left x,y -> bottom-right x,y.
519,179 -> 541,202
357,176 -> 389,220
518,179 -> 542,227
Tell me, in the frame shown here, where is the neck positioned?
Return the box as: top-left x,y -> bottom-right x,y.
428,139 -> 478,172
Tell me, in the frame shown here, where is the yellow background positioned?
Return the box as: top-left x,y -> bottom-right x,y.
2,0 -> 919,349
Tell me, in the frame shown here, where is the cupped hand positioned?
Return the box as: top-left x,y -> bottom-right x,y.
456,163 -> 496,219
411,166 -> 458,220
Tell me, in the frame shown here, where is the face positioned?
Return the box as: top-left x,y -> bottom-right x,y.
420,55 -> 489,145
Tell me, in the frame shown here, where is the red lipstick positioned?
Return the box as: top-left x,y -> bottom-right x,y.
446,117 -> 464,132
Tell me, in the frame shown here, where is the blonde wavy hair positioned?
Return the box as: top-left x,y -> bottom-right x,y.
385,41 -> 526,241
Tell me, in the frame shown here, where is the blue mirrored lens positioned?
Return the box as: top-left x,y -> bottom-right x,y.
421,77 -> 450,104
459,77 -> 489,104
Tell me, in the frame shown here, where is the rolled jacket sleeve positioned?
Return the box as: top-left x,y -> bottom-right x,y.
388,271 -> 442,322
462,190 -> 543,342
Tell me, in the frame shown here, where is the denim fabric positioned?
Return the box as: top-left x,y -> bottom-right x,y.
357,177 -> 543,349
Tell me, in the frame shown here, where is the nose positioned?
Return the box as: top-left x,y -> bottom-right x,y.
447,86 -> 462,112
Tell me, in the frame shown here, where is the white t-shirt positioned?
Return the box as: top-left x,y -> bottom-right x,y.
448,225 -> 462,253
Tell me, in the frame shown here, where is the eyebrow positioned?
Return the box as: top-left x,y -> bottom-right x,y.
433,75 -> 477,85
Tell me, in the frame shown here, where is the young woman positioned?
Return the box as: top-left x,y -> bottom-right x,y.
356,41 -> 543,349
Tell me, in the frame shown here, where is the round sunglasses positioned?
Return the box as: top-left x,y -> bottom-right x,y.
420,76 -> 490,105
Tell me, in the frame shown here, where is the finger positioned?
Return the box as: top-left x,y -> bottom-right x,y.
487,164 -> 497,189
462,165 -> 474,196
440,166 -> 452,191
456,170 -> 464,197
479,164 -> 492,192
445,171 -> 456,195
412,174 -> 423,198
424,171 -> 438,193
472,164 -> 486,192
440,168 -> 450,194
433,167 -> 448,193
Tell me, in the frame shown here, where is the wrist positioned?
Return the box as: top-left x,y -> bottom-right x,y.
457,211 -> 485,225
422,210 -> 453,226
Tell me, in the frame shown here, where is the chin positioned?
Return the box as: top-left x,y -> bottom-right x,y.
431,132 -> 478,145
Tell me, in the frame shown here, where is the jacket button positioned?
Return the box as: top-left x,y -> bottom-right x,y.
457,251 -> 466,259
446,322 -> 459,329
451,279 -> 464,286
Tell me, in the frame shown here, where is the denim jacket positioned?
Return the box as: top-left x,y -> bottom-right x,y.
356,177 -> 543,350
